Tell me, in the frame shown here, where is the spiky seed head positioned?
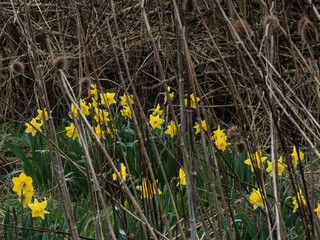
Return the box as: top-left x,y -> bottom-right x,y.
80,76 -> 91,89
182,0 -> 197,12
298,16 -> 318,44
233,19 -> 252,39
236,141 -> 246,154
264,15 -> 280,28
11,60 -> 24,73
227,125 -> 239,142
53,56 -> 67,70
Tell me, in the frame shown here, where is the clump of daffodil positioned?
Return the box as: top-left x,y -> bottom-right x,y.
152,104 -> 163,116
35,108 -> 49,122
121,105 -> 132,119
184,93 -> 200,109
12,173 -> 34,208
314,203 -> 320,220
149,114 -> 165,130
136,178 -> 162,199
292,189 -> 306,213
163,86 -> 174,104
65,123 -> 79,140
249,188 -> 264,210
100,92 -> 116,106
28,198 -> 49,220
165,121 -> 178,138
194,120 -> 207,135
176,168 -> 186,188
94,108 -> 110,124
120,93 -> 134,106
112,163 -> 128,183
212,125 -> 230,151
291,146 -> 304,167
266,156 -> 286,177
244,151 -> 267,172
25,118 -> 43,137
88,84 -> 98,100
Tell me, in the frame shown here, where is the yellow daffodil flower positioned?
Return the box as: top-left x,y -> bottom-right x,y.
112,163 -> 128,183
80,99 -> 90,117
292,189 -> 306,213
121,106 -> 132,119
65,123 -> 79,140
291,146 -> 304,167
120,94 -> 134,106
35,108 -> 49,122
25,118 -> 43,137
100,92 -> 116,106
28,198 -> 49,219
94,124 -> 106,140
194,120 -> 207,135
164,86 -> 174,104
212,125 -> 227,141
184,93 -> 200,109
266,156 -> 286,177
214,136 -> 230,151
12,172 -> 34,208
249,188 -> 264,210
149,114 -> 165,130
88,84 -> 98,100
136,178 -> 162,199
165,121 -> 178,138
94,108 -> 109,124
152,104 -> 163,116
244,151 -> 267,172
68,103 -> 78,119
176,168 -> 186,187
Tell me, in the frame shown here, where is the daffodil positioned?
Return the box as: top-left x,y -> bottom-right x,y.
94,124 -> 106,140
100,92 -> 116,106
136,178 -> 162,199
121,106 -> 132,119
164,87 -> 174,104
149,114 -> 165,130
249,188 -> 264,210
194,120 -> 207,135
291,146 -> 304,167
65,123 -> 79,140
165,121 -> 178,138
292,189 -> 306,213
88,84 -> 98,100
244,151 -> 267,172
25,118 -> 43,137
176,168 -> 186,187
28,198 -> 49,219
68,103 -> 78,119
120,94 -> 134,106
266,156 -> 286,177
184,93 -> 200,109
152,104 -> 163,116
35,108 -> 49,122
80,99 -> 90,117
214,136 -> 230,151
314,203 -> 320,220
112,163 -> 128,183
12,172 -> 34,208
89,98 -> 98,109
94,108 -> 109,124
212,125 -> 227,141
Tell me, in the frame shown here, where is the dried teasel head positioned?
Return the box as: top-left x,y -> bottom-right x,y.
233,19 -> 252,40
80,76 -> 91,89
298,16 -> 318,44
236,140 -> 246,154
11,60 -> 24,73
53,56 -> 67,70
264,15 -> 280,29
227,125 -> 240,142
182,0 -> 197,12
